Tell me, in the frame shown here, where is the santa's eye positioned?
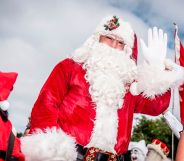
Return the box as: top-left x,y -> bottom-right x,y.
106,36 -> 113,40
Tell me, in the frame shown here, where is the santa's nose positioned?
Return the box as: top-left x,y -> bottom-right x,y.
110,40 -> 118,48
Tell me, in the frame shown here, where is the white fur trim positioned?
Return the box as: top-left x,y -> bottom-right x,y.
95,15 -> 135,48
130,82 -> 140,96
134,61 -> 184,98
21,127 -> 77,161
147,144 -> 167,159
0,100 -> 10,111
86,103 -> 119,153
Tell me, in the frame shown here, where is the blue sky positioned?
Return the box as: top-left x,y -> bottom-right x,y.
0,0 -> 184,132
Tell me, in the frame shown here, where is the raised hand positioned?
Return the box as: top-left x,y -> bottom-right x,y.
140,27 -> 167,67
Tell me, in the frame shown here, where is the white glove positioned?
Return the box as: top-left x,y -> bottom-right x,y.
140,27 -> 167,68
163,111 -> 183,139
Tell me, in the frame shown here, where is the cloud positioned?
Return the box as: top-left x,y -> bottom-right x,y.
0,0 -> 181,131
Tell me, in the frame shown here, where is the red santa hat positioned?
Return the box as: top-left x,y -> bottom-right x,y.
95,15 -> 138,62
0,71 -> 18,111
147,139 -> 170,159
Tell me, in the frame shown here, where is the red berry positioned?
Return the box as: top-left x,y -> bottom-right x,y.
161,143 -> 165,149
155,139 -> 160,144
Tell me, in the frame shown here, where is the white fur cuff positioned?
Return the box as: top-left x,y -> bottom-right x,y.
21,127 -> 77,161
134,62 -> 184,98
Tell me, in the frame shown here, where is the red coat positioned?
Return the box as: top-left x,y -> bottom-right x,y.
30,58 -> 171,155
0,117 -> 25,161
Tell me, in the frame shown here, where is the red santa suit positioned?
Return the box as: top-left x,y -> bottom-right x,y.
21,16 -> 184,161
0,72 -> 25,161
30,58 -> 170,154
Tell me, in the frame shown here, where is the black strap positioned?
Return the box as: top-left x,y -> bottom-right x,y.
0,150 -> 6,159
5,131 -> 15,161
0,150 -> 18,161
94,153 -> 109,161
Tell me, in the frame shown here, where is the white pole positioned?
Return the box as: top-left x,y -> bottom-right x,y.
171,88 -> 175,161
172,23 -> 178,161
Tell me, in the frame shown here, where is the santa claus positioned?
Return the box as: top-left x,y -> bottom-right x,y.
0,72 -> 25,161
21,15 -> 184,161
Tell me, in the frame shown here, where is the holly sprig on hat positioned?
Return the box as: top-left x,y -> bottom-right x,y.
104,16 -> 120,31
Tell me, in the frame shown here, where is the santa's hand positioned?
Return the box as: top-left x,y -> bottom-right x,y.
140,27 -> 167,68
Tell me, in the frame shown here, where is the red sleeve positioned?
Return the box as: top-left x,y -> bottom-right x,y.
13,137 -> 25,161
134,90 -> 171,116
30,59 -> 72,132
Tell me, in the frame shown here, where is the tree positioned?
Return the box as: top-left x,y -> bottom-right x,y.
131,115 -> 178,158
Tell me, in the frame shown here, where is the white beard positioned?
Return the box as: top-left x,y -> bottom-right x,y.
82,42 -> 137,109
72,41 -> 137,153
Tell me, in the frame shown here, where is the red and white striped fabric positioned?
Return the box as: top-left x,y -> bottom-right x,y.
174,24 -> 184,124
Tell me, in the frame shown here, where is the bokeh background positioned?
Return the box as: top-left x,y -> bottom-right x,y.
0,0 -> 184,132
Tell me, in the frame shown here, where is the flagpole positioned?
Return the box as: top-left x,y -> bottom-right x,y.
171,89 -> 174,161
171,23 -> 178,161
